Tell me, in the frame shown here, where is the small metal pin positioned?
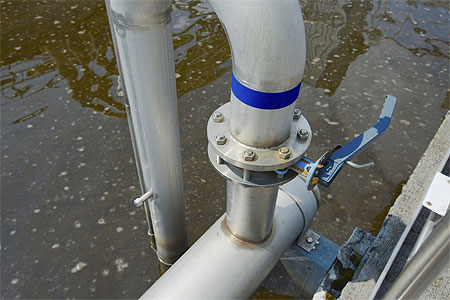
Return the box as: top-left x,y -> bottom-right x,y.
293,108 -> 302,119
133,190 -> 154,208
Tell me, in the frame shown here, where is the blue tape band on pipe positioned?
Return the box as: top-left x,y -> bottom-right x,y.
231,73 -> 301,110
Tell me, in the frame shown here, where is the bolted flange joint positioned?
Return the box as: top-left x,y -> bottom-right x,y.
207,102 -> 312,172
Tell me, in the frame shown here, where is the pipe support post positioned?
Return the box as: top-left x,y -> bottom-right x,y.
106,0 -> 188,264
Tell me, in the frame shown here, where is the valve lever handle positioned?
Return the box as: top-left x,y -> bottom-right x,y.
294,95 -> 397,190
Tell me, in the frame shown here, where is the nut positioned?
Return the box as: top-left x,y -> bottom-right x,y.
215,135 -> 227,145
297,129 -> 310,141
293,108 -> 302,119
306,237 -> 314,244
243,150 -> 256,161
278,147 -> 291,159
212,111 -> 224,123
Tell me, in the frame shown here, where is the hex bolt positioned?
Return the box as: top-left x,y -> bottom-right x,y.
293,108 -> 302,119
215,135 -> 227,145
243,150 -> 256,161
306,237 -> 314,244
278,147 -> 291,159
297,129 -> 310,141
212,111 -> 224,123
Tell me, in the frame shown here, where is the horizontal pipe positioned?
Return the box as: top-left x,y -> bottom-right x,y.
107,0 -> 187,264
141,177 -> 318,299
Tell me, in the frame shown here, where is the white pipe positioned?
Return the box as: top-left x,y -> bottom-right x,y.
141,177 -> 318,299
209,0 -> 307,147
107,0 -> 187,264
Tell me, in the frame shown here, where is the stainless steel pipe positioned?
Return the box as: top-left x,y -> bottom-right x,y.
209,0 -> 307,148
383,212 -> 450,300
226,181 -> 278,242
141,177 -> 318,299
106,0 -> 187,264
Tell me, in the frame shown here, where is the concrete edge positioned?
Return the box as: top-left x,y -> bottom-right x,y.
338,111 -> 450,300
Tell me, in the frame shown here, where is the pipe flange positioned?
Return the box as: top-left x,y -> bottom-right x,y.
208,145 -> 298,187
207,102 -> 312,172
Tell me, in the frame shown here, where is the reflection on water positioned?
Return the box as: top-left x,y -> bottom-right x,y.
1,0 -> 448,299
1,1 -> 125,118
172,0 -> 232,95
1,0 -> 231,121
301,0 -> 373,96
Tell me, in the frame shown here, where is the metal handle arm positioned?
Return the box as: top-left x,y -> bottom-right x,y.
292,95 -> 397,190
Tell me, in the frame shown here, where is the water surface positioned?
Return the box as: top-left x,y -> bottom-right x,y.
1,0 -> 448,298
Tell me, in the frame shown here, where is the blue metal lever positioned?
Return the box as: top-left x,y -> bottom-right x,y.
295,95 -> 397,190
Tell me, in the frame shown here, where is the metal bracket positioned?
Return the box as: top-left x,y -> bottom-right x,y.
422,172 -> 450,216
293,94 -> 397,190
297,229 -> 320,252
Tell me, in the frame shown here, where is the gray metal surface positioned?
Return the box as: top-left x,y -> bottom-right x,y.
228,96 -> 297,148
282,230 -> 339,299
141,179 -> 317,299
226,181 -> 278,242
107,0 -> 187,264
297,229 -> 320,253
105,1 -> 156,242
382,212 -> 450,300
207,102 -> 312,172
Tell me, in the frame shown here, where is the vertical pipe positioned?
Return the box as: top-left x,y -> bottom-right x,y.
226,181 -> 278,242
141,182 -> 318,299
105,0 -> 156,246
106,0 -> 187,264
206,0 -> 308,243
209,0 -> 306,148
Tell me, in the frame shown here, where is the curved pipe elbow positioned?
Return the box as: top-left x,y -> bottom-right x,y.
209,0 -> 307,93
